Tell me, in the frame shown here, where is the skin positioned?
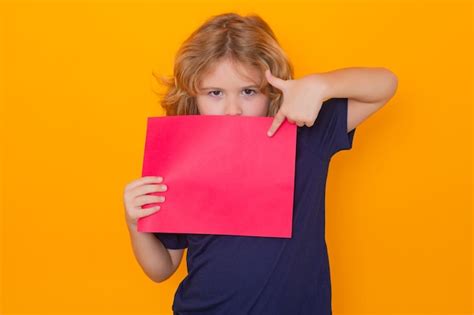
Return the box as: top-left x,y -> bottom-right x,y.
194,58 -> 399,138
123,59 -> 273,281
265,67 -> 399,136
124,61 -> 399,281
195,58 -> 270,117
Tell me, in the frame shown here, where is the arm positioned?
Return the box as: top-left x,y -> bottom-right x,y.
126,223 -> 184,283
317,67 -> 399,132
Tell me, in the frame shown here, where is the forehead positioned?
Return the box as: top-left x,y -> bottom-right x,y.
198,59 -> 262,89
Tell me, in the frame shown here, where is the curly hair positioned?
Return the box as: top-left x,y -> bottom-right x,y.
152,12 -> 294,117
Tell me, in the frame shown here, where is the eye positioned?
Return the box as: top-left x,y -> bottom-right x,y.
242,88 -> 257,96
208,90 -> 222,97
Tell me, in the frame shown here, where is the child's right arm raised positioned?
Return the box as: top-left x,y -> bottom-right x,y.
123,176 -> 181,283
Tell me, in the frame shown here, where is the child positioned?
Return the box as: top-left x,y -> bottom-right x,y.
123,12 -> 397,315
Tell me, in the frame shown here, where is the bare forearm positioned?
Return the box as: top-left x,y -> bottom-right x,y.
126,223 -> 174,283
315,67 -> 398,103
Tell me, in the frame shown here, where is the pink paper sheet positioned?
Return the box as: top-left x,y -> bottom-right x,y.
137,115 -> 297,238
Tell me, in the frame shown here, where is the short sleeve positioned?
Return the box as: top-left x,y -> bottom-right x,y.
153,232 -> 188,249
307,97 -> 356,159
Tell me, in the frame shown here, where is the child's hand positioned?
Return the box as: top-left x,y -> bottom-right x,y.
265,69 -> 326,137
123,176 -> 167,229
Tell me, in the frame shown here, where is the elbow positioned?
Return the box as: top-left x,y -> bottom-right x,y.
389,72 -> 399,96
151,276 -> 166,284
385,68 -> 399,97
379,68 -> 398,100
149,271 -> 172,283
147,268 -> 174,283
143,264 -> 175,283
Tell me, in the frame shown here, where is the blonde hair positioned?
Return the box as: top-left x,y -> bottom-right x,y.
153,12 -> 294,117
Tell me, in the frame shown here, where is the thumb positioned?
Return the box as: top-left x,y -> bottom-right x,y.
265,69 -> 286,90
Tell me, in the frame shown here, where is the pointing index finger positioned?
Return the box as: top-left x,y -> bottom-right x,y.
267,110 -> 286,137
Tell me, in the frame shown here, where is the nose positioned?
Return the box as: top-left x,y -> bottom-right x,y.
224,99 -> 243,116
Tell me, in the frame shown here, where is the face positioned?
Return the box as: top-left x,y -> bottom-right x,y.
196,58 -> 270,116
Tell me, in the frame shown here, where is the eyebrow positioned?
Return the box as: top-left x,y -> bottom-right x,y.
200,85 -> 260,90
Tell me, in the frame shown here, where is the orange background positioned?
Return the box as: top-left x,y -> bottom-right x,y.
0,0 -> 472,314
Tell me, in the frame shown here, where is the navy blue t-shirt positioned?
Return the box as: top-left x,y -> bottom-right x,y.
153,97 -> 356,315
